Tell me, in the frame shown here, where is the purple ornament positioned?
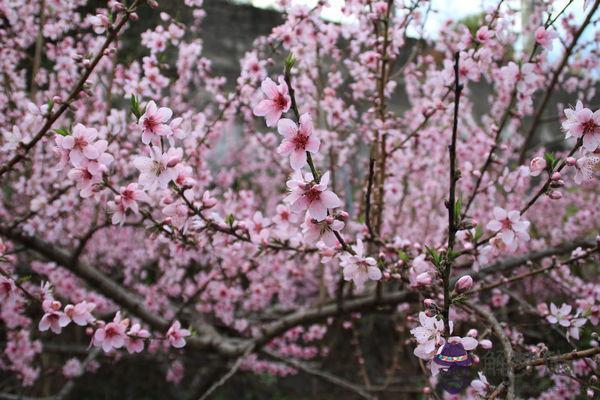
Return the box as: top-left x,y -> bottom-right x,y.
434,341 -> 473,367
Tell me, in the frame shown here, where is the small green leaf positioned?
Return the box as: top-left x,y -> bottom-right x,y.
46,99 -> 54,114
397,250 -> 410,263
130,94 -> 142,120
284,53 -> 297,74
225,214 -> 235,227
53,127 -> 71,136
454,196 -> 462,222
473,224 -> 483,241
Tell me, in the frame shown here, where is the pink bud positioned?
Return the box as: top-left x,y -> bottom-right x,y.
147,0 -> 159,8
551,172 -> 561,181
529,156 -> 547,176
130,12 -> 139,21
337,211 -> 349,221
423,298 -> 436,308
467,329 -> 478,337
479,339 -> 493,349
566,157 -> 577,166
455,275 -> 473,293
548,190 -> 562,200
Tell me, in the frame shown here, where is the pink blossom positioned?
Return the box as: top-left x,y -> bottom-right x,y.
475,26 -> 494,43
573,156 -> 600,184
471,372 -> 489,395
408,254 -> 435,288
546,303 -> 588,340
59,124 -> 108,165
301,214 -> 344,247
410,312 -> 446,360
88,14 -> 110,34
64,301 -> 95,326
62,358 -> 83,379
284,171 -> 342,221
166,320 -> 191,348
133,146 -> 182,191
39,300 -> 70,334
546,303 -> 572,326
139,101 -> 173,144
125,323 -> 150,353
529,156 -> 547,176
340,239 -> 381,291
93,312 -> 128,352
0,276 -> 16,303
535,27 -> 558,50
246,211 -> 271,244
486,207 -> 530,248
253,77 -> 291,127
562,101 -> 600,152
277,113 -> 320,170
67,157 -> 112,198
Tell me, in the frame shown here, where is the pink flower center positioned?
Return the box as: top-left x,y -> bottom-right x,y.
143,115 -> 160,132
74,136 -> 88,149
582,119 -> 599,135
105,325 -> 120,339
121,189 -> 134,201
292,133 -> 309,150
501,218 -> 512,230
303,186 -> 322,203
275,93 -> 288,110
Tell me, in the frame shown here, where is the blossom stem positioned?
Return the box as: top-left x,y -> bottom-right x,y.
441,52 -> 463,336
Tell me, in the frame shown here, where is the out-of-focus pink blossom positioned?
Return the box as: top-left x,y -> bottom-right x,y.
166,321 -> 190,348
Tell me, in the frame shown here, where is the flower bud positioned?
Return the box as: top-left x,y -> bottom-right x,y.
566,157 -> 577,166
551,172 -> 561,181
467,329 -> 478,337
147,0 -> 159,8
479,339 -> 493,349
423,298 -> 436,308
548,190 -> 562,200
130,12 -> 139,21
454,275 -> 473,293
337,211 -> 349,221
529,156 -> 547,176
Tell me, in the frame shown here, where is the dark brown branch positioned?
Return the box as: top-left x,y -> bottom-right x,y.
263,349 -> 377,400
441,51 -> 463,336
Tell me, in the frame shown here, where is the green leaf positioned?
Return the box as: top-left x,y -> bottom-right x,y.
453,196 -> 462,222
225,214 -> 235,227
284,53 -> 297,74
397,250 -> 410,263
53,127 -> 71,136
473,224 -> 483,241
130,94 -> 142,120
425,246 -> 441,267
46,99 -> 54,114
544,152 -> 557,170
